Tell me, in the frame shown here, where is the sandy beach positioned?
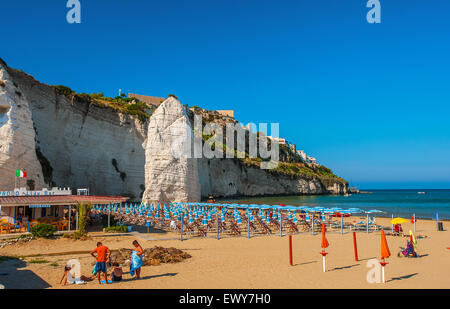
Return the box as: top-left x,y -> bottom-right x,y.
0,217 -> 449,289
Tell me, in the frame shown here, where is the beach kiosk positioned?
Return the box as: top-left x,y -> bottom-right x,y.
0,187 -> 128,233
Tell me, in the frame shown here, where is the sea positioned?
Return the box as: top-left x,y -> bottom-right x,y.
218,189 -> 450,220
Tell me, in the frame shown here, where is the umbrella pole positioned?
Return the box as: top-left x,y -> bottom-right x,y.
341,215 -> 343,234
436,213 -> 439,231
280,213 -> 283,237
289,235 -> 293,266
248,211 -> 250,239
322,254 -> 326,272
312,215 -> 315,236
366,214 -> 368,234
353,232 -> 358,261
413,213 -> 416,233
180,211 -> 183,242
382,265 -> 385,284
391,214 -> 394,233
216,211 -> 219,240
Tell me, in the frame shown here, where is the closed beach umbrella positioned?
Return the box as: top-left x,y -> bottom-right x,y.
381,230 -> 391,259
380,230 -> 391,283
320,223 -> 329,272
409,230 -> 418,251
321,223 -> 329,249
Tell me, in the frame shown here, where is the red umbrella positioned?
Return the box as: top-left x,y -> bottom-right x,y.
320,223 -> 329,272
380,230 -> 391,283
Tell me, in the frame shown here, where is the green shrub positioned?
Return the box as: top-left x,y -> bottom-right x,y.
76,203 -> 92,234
54,85 -> 73,95
28,259 -> 49,264
75,93 -> 92,102
62,231 -> 88,240
105,225 -> 128,233
30,224 -> 56,238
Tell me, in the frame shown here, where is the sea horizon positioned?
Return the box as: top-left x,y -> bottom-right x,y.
218,189 -> 450,220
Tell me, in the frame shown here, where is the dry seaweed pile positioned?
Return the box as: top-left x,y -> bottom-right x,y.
109,246 -> 191,266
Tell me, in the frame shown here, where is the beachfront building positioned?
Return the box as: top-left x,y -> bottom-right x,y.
289,143 -> 296,152
267,136 -> 286,145
306,155 -> 318,165
0,187 -> 128,233
128,93 -> 166,108
297,150 -> 307,161
216,110 -> 235,118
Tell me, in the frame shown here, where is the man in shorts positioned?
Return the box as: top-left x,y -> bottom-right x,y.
91,241 -> 111,284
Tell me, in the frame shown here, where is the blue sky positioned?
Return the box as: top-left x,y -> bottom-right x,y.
2,0 -> 450,189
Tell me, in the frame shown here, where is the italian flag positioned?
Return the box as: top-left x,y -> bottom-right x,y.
16,169 -> 27,178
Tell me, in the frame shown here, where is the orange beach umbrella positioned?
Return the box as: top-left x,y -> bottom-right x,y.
380,230 -> 391,260
321,223 -> 329,249
320,223 -> 329,272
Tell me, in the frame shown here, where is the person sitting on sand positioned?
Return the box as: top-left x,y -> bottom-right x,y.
130,240 -> 143,279
394,224 -> 403,235
91,241 -> 111,284
59,265 -> 90,285
110,262 -> 123,282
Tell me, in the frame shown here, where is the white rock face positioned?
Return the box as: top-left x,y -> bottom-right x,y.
0,61 -> 45,190
198,158 -> 347,198
9,67 -> 147,199
143,97 -> 201,203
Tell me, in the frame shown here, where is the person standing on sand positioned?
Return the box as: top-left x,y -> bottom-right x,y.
91,241 -> 111,284
130,240 -> 143,279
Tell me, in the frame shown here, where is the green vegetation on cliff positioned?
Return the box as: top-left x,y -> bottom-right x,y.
54,86 -> 152,122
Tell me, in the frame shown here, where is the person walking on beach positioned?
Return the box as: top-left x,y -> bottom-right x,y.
130,240 -> 143,279
91,242 -> 111,284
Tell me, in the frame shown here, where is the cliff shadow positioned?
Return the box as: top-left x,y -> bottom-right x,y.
0,256 -> 51,289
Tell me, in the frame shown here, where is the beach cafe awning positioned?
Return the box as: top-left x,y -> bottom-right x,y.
0,195 -> 129,207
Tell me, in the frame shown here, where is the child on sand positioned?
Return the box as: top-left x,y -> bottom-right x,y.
110,262 -> 123,282
59,266 -> 90,285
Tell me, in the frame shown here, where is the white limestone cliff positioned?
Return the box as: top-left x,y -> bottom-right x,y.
198,158 -> 347,198
2,61 -> 346,200
0,60 -> 45,190
142,96 -> 201,203
8,66 -> 147,199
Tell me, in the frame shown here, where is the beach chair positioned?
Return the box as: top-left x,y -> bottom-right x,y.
286,219 -> 299,234
256,217 -> 272,234
269,217 -> 280,230
183,219 -> 195,234
59,220 -> 69,231
229,220 -> 241,236
193,221 -> 207,237
298,219 -> 312,232
0,222 -> 11,234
